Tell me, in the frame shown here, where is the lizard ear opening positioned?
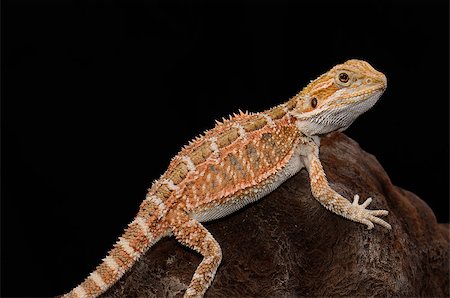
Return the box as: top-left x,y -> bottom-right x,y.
311,97 -> 318,108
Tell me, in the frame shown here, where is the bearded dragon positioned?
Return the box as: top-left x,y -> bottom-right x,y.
63,59 -> 391,298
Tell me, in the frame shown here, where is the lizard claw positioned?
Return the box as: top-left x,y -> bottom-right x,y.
349,194 -> 391,230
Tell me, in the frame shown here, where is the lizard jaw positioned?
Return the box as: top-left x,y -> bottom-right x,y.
293,88 -> 384,136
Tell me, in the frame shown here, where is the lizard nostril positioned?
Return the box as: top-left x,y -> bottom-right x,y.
381,74 -> 387,88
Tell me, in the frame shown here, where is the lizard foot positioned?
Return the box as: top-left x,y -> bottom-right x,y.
348,195 -> 391,230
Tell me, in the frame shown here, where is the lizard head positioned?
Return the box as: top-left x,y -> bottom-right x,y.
290,59 -> 387,136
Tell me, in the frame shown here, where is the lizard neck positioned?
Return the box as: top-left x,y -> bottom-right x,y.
263,95 -> 299,124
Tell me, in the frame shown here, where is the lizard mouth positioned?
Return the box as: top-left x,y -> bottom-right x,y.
330,85 -> 385,107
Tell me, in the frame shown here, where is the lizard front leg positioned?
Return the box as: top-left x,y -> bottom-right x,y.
299,136 -> 391,230
167,208 -> 222,298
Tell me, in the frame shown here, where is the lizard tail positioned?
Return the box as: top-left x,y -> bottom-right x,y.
63,214 -> 170,298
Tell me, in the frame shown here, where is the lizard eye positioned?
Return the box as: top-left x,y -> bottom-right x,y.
339,73 -> 349,82
311,97 -> 318,108
336,72 -> 351,86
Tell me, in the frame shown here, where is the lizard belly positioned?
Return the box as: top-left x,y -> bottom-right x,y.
191,149 -> 304,222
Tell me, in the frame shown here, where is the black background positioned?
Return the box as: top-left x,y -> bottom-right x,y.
3,0 -> 449,297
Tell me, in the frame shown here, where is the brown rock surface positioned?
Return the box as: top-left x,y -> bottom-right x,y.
102,133 -> 449,297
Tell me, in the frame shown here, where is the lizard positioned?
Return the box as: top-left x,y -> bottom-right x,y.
63,59 -> 391,298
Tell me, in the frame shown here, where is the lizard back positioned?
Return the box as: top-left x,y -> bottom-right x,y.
147,101 -> 301,222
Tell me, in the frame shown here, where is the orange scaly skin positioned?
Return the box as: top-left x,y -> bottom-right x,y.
64,59 -> 391,298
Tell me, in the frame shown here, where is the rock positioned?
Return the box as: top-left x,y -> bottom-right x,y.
101,133 -> 449,297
